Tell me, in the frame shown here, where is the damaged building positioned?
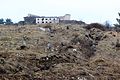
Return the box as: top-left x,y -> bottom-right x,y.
24,14 -> 71,24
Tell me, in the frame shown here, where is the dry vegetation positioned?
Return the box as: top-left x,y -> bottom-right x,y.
0,24 -> 120,80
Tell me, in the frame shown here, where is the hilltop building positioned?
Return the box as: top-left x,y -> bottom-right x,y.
24,14 -> 71,24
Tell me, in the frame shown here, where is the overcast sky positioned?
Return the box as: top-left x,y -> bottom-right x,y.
0,0 -> 120,24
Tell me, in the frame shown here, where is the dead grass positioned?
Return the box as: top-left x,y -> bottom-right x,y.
0,24 -> 120,80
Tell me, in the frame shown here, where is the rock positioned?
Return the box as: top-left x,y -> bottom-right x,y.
0,58 -> 5,64
16,45 -> 29,50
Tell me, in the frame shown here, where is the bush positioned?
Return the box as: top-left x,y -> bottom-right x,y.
5,18 -> 13,25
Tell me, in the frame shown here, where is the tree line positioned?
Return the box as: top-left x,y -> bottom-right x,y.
0,18 -> 13,25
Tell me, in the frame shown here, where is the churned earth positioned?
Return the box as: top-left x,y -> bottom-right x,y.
0,24 -> 120,80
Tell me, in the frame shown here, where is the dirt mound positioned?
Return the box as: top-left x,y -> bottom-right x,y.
60,20 -> 86,25
0,24 -> 120,80
85,23 -> 106,31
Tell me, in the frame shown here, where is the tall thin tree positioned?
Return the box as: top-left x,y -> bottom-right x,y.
114,13 -> 120,49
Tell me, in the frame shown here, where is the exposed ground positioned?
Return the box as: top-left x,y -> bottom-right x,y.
0,24 -> 120,80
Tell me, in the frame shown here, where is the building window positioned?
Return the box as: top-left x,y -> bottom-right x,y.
42,22 -> 44,23
38,22 -> 39,23
46,22 -> 48,23
53,18 -> 55,20
49,18 -> 51,20
50,22 -> 52,23
46,18 -> 48,20
38,19 -> 39,20
42,18 -> 44,21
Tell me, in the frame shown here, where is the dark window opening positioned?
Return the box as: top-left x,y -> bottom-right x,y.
46,19 -> 48,20
53,18 -> 55,20
42,22 -> 44,23
46,22 -> 48,23
42,18 -> 44,20
38,19 -> 39,20
38,22 -> 39,23
50,22 -> 52,23
49,18 -> 51,20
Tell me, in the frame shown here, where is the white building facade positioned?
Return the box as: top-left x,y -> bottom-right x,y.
36,17 -> 59,24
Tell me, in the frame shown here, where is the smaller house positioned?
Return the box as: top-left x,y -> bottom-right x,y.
59,14 -> 71,20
